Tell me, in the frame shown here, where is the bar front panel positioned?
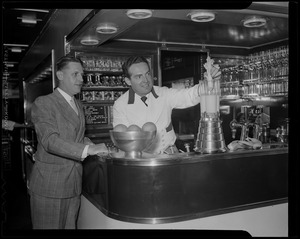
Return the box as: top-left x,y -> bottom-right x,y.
82,148 -> 288,223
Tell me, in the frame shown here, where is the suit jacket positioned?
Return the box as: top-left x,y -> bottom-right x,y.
29,89 -> 86,198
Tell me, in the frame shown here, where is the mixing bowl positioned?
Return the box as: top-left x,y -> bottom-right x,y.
109,130 -> 156,158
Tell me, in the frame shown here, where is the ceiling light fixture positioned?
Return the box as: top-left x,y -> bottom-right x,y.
80,37 -> 99,46
3,43 -> 29,47
17,17 -> 42,24
126,9 -> 153,19
13,8 -> 49,13
4,63 -> 15,67
187,11 -> 215,22
96,23 -> 118,34
11,47 -> 23,53
3,61 -> 18,64
242,16 -> 267,28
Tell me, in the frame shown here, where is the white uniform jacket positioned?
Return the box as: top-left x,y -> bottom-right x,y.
112,85 -> 201,154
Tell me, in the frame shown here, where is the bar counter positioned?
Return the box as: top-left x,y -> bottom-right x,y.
78,146 -> 288,234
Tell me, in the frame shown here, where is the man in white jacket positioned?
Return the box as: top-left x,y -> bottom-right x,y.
113,56 -> 221,154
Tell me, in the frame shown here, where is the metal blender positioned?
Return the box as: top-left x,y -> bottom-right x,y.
194,56 -> 227,154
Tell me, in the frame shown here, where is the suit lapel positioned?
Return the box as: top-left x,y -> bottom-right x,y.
74,98 -> 86,142
53,89 -> 80,129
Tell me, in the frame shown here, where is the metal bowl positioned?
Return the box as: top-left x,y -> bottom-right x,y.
109,130 -> 156,158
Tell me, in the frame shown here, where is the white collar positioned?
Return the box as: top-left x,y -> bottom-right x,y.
57,87 -> 73,102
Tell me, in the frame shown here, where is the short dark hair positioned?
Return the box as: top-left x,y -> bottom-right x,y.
122,56 -> 150,78
56,56 -> 83,71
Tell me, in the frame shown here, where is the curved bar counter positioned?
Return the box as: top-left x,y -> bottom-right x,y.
81,146 -> 288,226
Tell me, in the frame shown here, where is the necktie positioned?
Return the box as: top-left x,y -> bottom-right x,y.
141,96 -> 148,106
70,97 -> 78,115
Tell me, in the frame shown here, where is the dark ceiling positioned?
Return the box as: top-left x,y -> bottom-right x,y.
2,2 -> 289,91
69,3 -> 289,54
2,7 -> 53,89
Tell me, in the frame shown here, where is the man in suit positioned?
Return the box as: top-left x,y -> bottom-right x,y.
29,56 -> 108,229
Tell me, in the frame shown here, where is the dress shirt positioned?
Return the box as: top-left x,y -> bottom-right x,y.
57,88 -> 89,159
113,84 -> 201,154
69,97 -> 78,115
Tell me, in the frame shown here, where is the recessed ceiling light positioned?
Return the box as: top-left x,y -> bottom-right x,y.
126,9 -> 153,19
17,17 -> 42,24
80,37 -> 99,46
242,16 -> 267,28
11,47 -> 23,53
187,11 -> 215,22
96,23 -> 118,34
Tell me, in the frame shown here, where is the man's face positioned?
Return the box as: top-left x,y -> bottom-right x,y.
125,62 -> 153,96
57,62 -> 84,96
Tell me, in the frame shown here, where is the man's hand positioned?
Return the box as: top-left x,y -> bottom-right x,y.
87,143 -> 109,156
83,137 -> 95,146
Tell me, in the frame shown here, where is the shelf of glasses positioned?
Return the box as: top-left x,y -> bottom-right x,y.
82,86 -> 129,91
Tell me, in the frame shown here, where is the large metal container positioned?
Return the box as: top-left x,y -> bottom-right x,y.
109,130 -> 156,158
195,117 -> 227,153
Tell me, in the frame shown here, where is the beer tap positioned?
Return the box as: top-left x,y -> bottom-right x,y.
230,120 -> 260,141
184,143 -> 191,153
229,107 -> 248,140
229,120 -> 248,141
254,110 -> 271,143
245,122 -> 260,140
252,124 -> 260,139
276,118 -> 289,143
229,107 -> 237,139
